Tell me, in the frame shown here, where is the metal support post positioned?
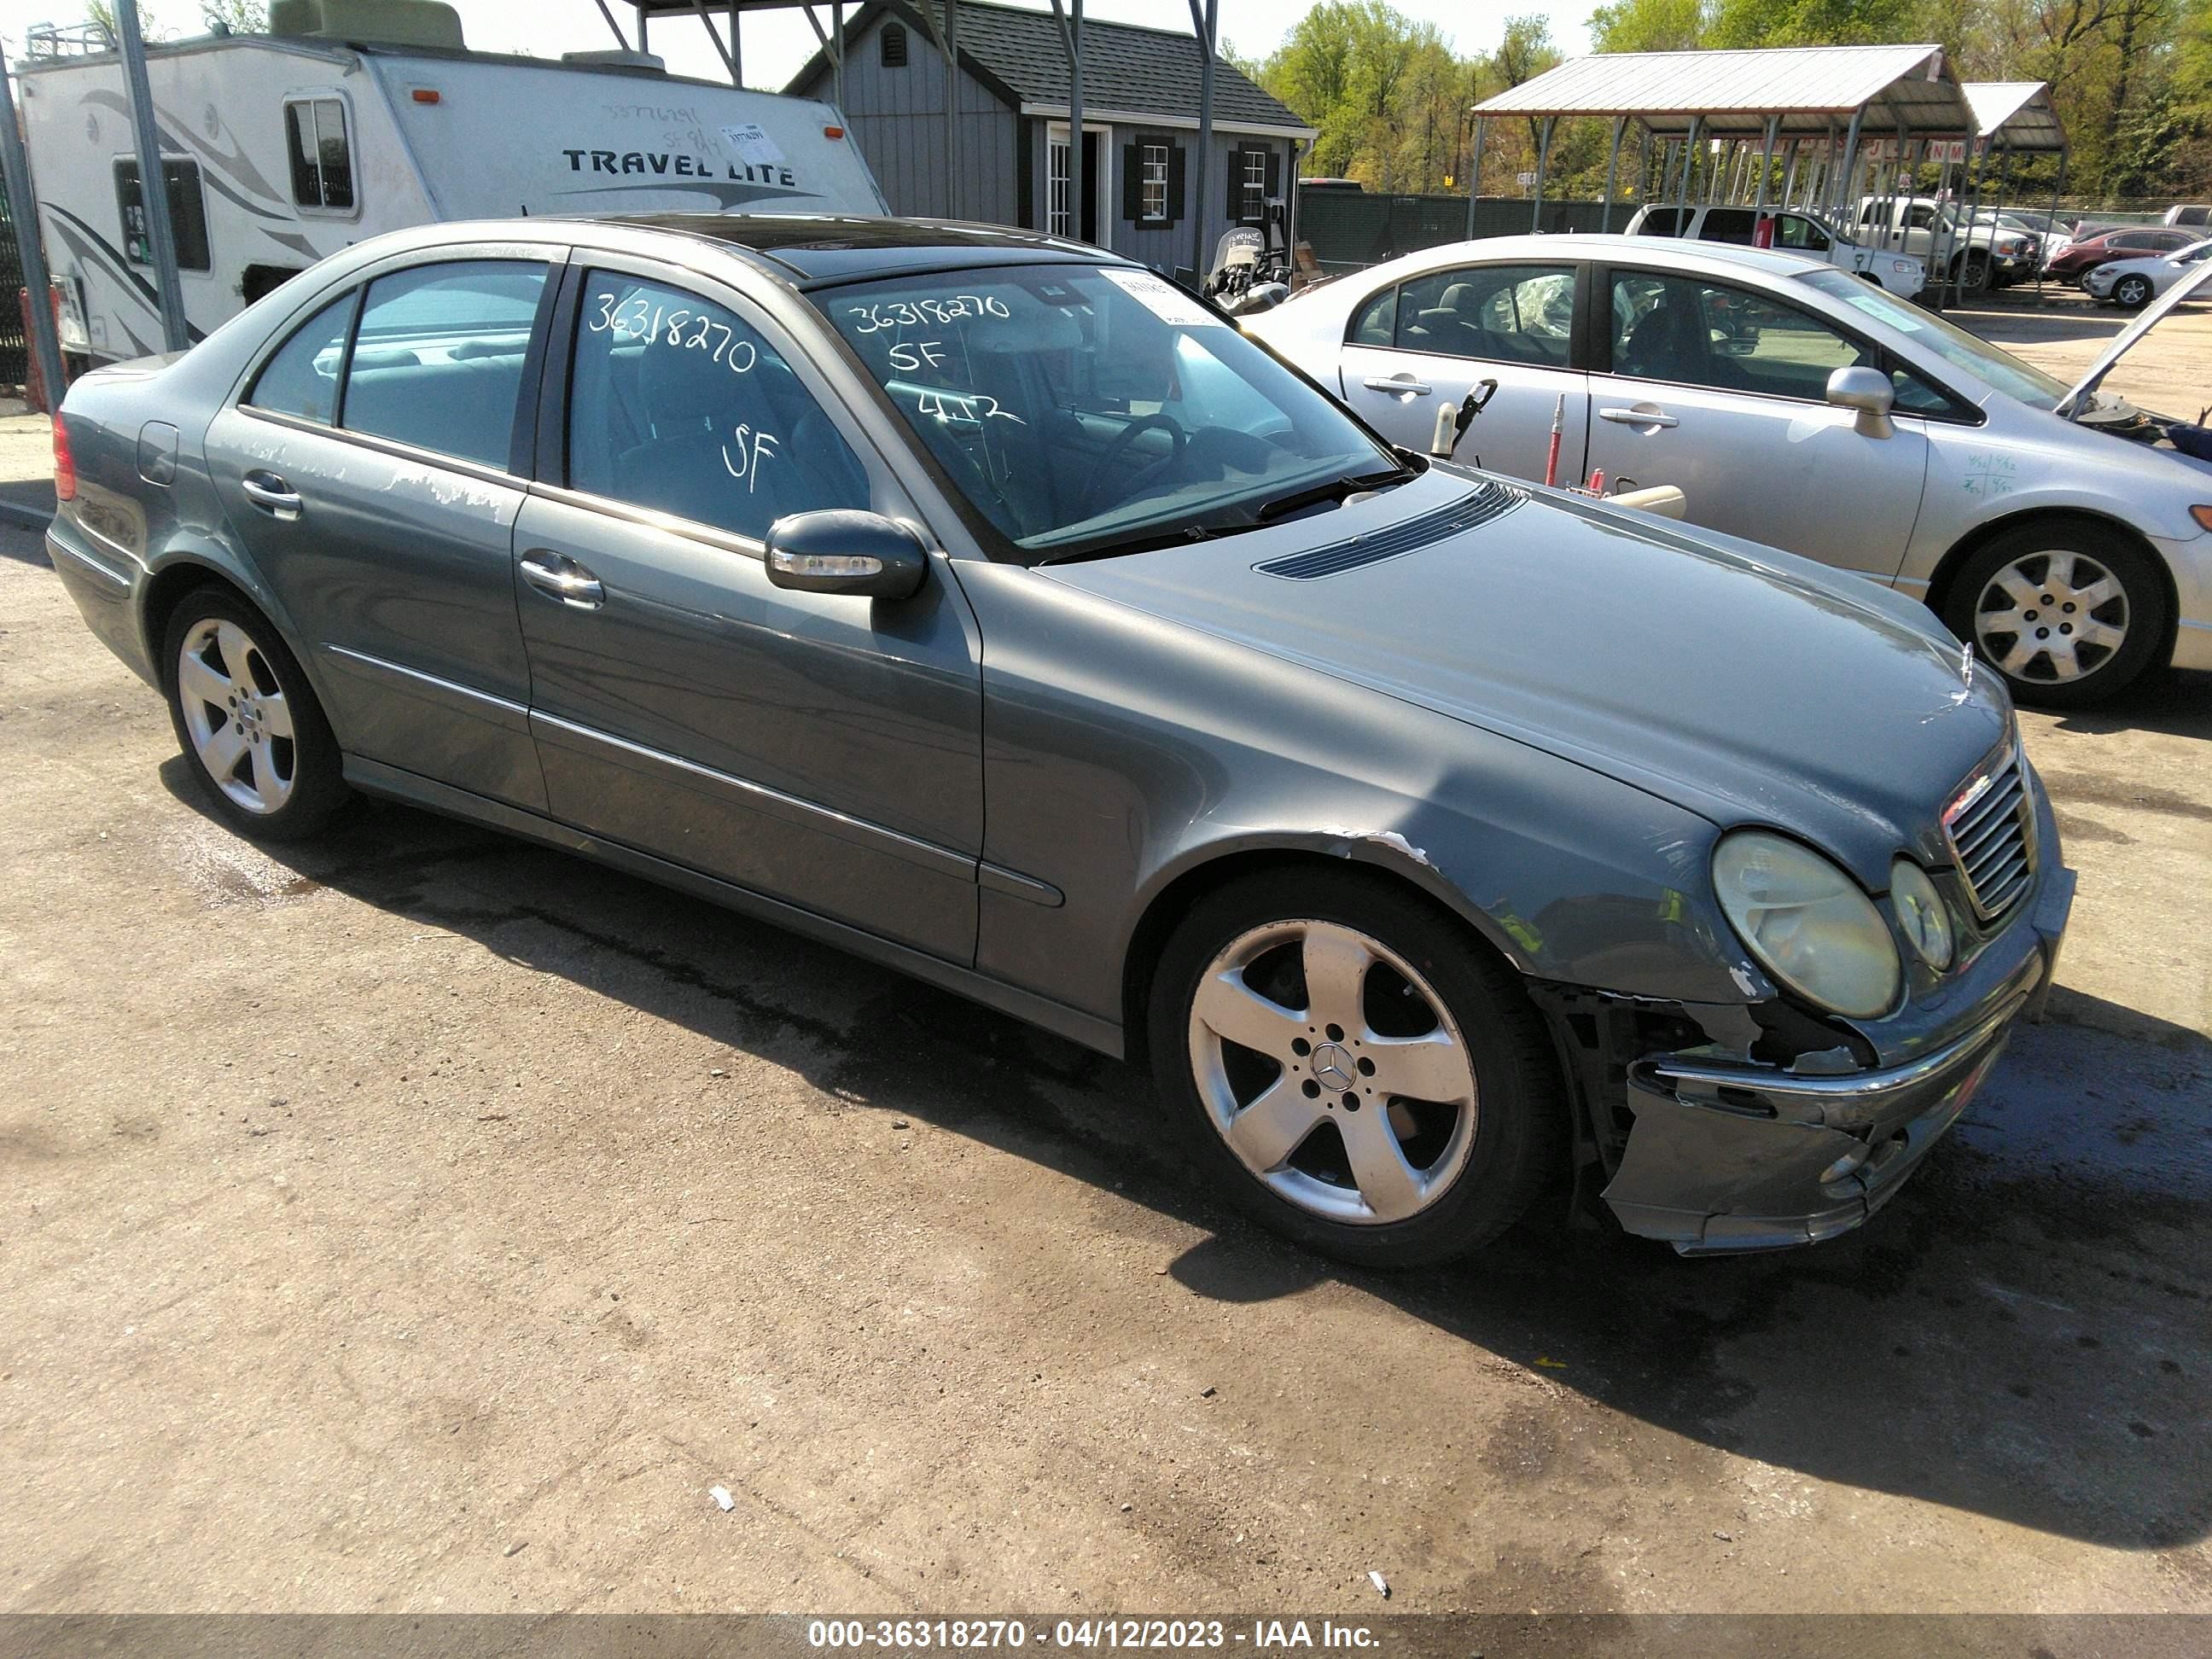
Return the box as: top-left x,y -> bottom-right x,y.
1600,116 -> 1625,230
0,49 -> 67,405
1186,0 -> 1217,284
1529,115 -> 1555,230
116,0 -> 189,351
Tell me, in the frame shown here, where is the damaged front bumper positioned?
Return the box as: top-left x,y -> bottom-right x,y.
1540,864 -> 2075,1254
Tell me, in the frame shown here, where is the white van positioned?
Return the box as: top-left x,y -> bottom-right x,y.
17,0 -> 888,364
1623,202 -> 1924,297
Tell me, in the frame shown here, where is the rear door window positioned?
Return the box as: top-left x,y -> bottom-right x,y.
1699,208 -> 1757,246
564,271 -> 870,541
341,260 -> 549,469
1394,264 -> 1574,367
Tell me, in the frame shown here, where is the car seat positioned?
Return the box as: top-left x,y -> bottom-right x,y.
612,335 -> 867,535
1617,298 -> 1705,383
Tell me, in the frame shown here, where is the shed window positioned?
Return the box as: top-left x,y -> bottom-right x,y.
114,158 -> 212,272
1141,144 -> 1168,221
285,98 -> 355,212
880,22 -> 908,67
1240,148 -> 1266,221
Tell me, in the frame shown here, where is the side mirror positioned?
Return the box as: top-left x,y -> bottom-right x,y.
764,509 -> 928,599
1826,365 -> 1896,437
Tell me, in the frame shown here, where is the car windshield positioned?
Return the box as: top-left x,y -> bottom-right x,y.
821,263 -> 1397,561
1797,269 -> 2069,408
2174,238 -> 2212,263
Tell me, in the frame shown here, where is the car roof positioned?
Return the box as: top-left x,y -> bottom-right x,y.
1383,232 -> 1833,282
591,212 -> 1113,284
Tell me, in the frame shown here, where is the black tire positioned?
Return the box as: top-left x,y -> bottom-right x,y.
1146,866 -> 1563,1268
1941,520 -> 2169,708
161,585 -> 348,840
1953,251 -> 1992,295
2113,274 -> 2153,311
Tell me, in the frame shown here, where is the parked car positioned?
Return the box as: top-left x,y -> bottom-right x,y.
2045,225 -> 2199,283
1245,233 -> 2212,706
1852,196 -> 2036,291
2083,236 -> 2212,310
2163,204 -> 2212,228
49,215 -> 2070,1262
1624,202 -> 1924,296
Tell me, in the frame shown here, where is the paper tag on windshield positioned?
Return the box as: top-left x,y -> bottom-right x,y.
1847,292 -> 1921,330
1100,267 -> 1224,327
721,123 -> 786,168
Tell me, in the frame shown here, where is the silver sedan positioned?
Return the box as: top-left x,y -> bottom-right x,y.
1249,234 -> 2212,706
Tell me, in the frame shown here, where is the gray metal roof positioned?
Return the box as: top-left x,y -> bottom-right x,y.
786,1 -> 1315,137
1964,81 -> 2065,152
1473,44 -> 1976,139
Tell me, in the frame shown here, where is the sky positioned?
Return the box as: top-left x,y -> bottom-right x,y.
0,2 -> 1598,90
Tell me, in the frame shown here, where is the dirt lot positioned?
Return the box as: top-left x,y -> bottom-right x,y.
1,298 -> 2209,1621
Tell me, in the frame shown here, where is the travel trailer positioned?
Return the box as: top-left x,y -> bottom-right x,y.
16,0 -> 888,364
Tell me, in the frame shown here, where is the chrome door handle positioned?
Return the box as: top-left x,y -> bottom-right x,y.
1598,405 -> 1679,428
519,551 -> 605,609
1362,375 -> 1433,396
240,472 -> 302,521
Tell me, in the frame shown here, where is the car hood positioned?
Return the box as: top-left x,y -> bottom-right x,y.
2061,257 -> 2212,414
1041,472 -> 2009,884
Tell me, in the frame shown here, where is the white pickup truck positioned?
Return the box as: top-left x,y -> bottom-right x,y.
1622,203 -> 1924,297
1851,197 -> 2038,294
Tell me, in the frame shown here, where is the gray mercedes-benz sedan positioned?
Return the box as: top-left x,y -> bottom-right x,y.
48,214 -> 2073,1263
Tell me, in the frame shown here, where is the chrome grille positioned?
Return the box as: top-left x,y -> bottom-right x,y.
1942,744 -> 2037,921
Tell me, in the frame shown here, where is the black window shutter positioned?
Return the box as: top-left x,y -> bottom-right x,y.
1264,148 -> 1281,204
1167,144 -> 1187,223
1121,143 -> 1142,221
1226,151 -> 1241,219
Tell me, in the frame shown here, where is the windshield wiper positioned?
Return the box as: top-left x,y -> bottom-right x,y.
1254,466 -> 1415,523
1035,522 -> 1227,568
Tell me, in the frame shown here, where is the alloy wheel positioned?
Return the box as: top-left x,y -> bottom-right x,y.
1185,918 -> 1477,1225
1972,549 -> 2129,686
175,616 -> 298,813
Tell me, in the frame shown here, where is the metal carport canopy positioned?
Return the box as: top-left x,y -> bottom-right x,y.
1472,43 -> 1975,138
1965,80 -> 2066,152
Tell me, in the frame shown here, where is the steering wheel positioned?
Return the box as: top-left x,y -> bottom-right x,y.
1086,412 -> 1189,517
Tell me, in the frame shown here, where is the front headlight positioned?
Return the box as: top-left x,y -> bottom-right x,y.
1713,830 -> 1902,1019
1889,859 -> 1954,969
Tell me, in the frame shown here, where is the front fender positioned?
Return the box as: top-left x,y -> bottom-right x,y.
952,560 -> 1766,1034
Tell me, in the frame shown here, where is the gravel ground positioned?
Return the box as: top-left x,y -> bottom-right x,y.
1,299 -> 2207,1621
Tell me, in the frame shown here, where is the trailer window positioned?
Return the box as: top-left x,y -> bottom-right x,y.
285,99 -> 356,212
114,158 -> 212,273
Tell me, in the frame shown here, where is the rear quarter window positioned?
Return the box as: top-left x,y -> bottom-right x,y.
246,293 -> 354,425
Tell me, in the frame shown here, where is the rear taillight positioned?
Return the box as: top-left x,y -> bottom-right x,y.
51,415 -> 77,502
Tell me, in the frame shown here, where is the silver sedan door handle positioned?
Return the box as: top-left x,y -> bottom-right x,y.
240,471 -> 303,521
1598,405 -> 1679,429
519,551 -> 605,610
1362,374 -> 1433,397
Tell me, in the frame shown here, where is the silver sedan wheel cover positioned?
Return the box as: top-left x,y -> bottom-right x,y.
1973,550 -> 2129,685
176,617 -> 297,814
1186,918 -> 1477,1226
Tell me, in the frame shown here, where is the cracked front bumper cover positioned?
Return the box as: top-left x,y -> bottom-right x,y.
1595,866 -> 2075,1254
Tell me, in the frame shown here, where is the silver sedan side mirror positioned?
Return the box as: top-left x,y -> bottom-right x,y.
765,509 -> 929,599
1826,365 -> 1896,438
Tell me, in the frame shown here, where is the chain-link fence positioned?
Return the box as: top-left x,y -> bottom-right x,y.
0,169 -> 28,387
